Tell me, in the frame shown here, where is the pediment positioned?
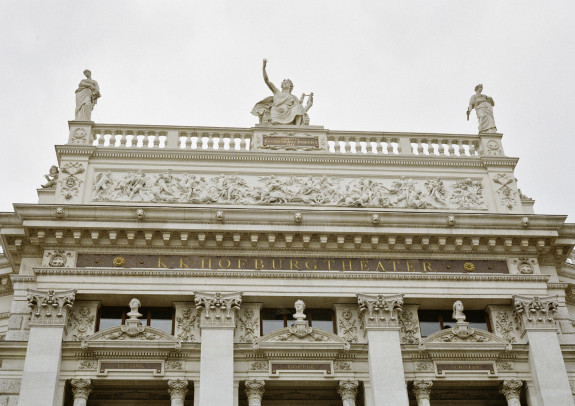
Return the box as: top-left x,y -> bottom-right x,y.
82,324 -> 181,351
254,326 -> 350,351
419,323 -> 511,351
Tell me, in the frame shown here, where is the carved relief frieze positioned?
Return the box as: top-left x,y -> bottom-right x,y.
399,305 -> 421,344
249,361 -> 269,371
510,258 -> 537,275
174,302 -> 200,342
91,171 -> 488,210
42,250 -> 77,268
64,301 -> 98,341
357,294 -> 404,329
334,361 -> 352,371
27,289 -> 76,326
235,303 -> 262,343
493,310 -> 521,344
78,360 -> 97,370
334,304 -> 366,344
195,292 -> 242,329
165,360 -> 184,371
492,173 -> 518,211
58,162 -> 86,201
513,295 -> 558,332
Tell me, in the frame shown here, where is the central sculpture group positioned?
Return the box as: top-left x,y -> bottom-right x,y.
74,60 -> 497,133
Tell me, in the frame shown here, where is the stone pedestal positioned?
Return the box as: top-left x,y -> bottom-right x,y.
167,379 -> 188,406
513,295 -> 575,406
413,380 -> 432,406
67,121 -> 94,145
358,294 -> 409,406
70,379 -> 92,406
18,289 -> 76,406
338,380 -> 359,406
245,379 -> 265,406
195,292 -> 242,406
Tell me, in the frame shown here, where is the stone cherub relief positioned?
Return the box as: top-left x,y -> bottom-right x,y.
251,59 -> 313,125
467,83 -> 497,134
75,69 -> 101,121
41,165 -> 59,189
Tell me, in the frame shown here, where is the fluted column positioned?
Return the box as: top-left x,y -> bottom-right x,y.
195,291 -> 242,406
18,289 -> 76,406
413,380 -> 432,406
513,295 -> 574,406
245,379 -> 265,406
70,379 -> 92,406
168,379 -> 188,406
338,379 -> 359,406
499,380 -> 522,406
357,293 -> 408,406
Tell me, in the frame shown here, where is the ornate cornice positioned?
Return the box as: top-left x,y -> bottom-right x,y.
357,293 -> 404,329
513,295 -> 558,332
194,291 -> 242,328
27,289 -> 76,326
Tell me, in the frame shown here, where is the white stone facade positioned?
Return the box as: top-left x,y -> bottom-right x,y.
0,119 -> 574,405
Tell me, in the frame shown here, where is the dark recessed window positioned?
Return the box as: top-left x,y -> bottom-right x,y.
261,308 -> 335,335
97,306 -> 174,334
418,309 -> 490,337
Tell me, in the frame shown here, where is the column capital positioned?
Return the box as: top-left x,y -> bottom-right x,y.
245,379 -> 265,404
167,379 -> 188,400
338,379 -> 359,401
413,380 -> 433,401
27,289 -> 76,326
70,378 -> 92,400
194,291 -> 242,328
500,380 -> 522,403
513,295 -> 558,332
357,293 -> 403,329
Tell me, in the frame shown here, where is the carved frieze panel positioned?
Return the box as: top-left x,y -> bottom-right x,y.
58,162 -> 86,201
486,306 -> 524,344
174,302 -> 200,342
91,171 -> 488,210
64,301 -> 99,341
508,258 -> 538,275
333,304 -> 366,344
492,173 -> 519,211
399,305 -> 421,344
42,250 -> 77,268
235,303 -> 262,343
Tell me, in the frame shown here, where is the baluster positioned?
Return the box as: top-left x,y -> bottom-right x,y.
153,132 -> 161,148
447,141 -> 455,155
97,132 -> 105,146
184,133 -> 192,149
374,140 -> 383,154
120,131 -> 127,147
417,139 -> 425,155
470,142 -> 477,156
337,137 -> 346,153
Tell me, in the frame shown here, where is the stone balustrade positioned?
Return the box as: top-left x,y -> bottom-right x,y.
82,123 -> 498,158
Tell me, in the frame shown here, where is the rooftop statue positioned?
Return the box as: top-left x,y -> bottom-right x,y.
466,84 -> 497,134
75,69 -> 101,121
251,59 -> 313,125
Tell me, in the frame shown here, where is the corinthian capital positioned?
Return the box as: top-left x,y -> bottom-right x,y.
27,289 -> 76,326
357,293 -> 403,329
167,379 -> 188,400
500,380 -> 522,406
413,380 -> 433,402
513,295 -> 558,332
70,378 -> 92,400
245,379 -> 265,405
194,291 -> 242,328
338,379 -> 359,403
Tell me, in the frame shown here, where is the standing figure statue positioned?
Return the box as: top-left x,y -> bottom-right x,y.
75,69 -> 101,121
466,84 -> 496,133
251,59 -> 313,125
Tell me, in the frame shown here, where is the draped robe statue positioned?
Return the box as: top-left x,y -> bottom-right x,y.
467,84 -> 496,133
75,69 -> 101,121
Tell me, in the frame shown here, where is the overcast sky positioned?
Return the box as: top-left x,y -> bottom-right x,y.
0,1 -> 574,223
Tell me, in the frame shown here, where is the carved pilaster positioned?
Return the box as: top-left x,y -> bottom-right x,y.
499,380 -> 522,406
513,295 -> 558,334
194,291 -> 242,328
357,294 -> 403,329
71,378 -> 92,406
245,379 -> 265,406
338,379 -> 359,406
413,380 -> 433,406
167,379 -> 188,405
64,301 -> 99,341
174,302 -> 200,342
27,289 -> 76,326
235,303 -> 262,343
334,304 -> 366,343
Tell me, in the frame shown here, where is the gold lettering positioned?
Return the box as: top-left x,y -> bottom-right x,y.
422,261 -> 435,273
157,257 -> 168,268
200,257 -> 212,269
218,258 -> 231,269
289,259 -> 300,270
272,259 -> 283,270
305,260 -> 317,270
390,260 -> 401,272
179,257 -> 189,268
254,258 -> 264,270
324,259 -> 335,271
406,261 -> 415,272
342,260 -> 352,271
376,261 -> 386,272
237,258 -> 247,269
360,260 -> 370,271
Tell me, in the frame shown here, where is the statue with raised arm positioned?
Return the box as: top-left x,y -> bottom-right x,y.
466,84 -> 496,134
251,59 -> 313,125
75,69 -> 101,121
